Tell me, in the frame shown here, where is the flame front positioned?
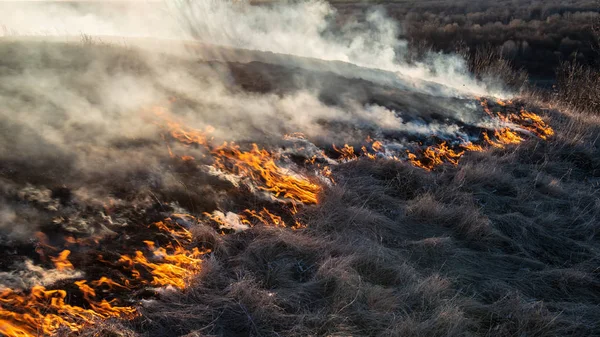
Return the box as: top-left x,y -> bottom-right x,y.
118,246 -> 204,290
339,98 -> 553,170
333,144 -> 357,161
407,142 -> 465,171
212,143 -> 321,204
159,114 -> 321,205
0,217 -> 207,337
117,219 -> 208,290
0,285 -> 137,336
484,128 -> 524,148
0,97 -> 554,336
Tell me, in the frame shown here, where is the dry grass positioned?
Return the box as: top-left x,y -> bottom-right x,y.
85,105 -> 600,336
554,60 -> 600,115
3,39 -> 600,337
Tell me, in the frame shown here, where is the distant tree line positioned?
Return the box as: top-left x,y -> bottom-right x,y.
334,0 -> 600,79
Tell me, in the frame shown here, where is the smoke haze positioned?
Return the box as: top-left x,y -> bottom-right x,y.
0,0 -> 510,262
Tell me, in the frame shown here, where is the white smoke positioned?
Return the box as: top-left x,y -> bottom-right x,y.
173,1 -> 399,67
0,1 -> 180,38
0,0 -> 509,98
0,0 -> 508,240
171,0 -> 507,97
0,260 -> 83,290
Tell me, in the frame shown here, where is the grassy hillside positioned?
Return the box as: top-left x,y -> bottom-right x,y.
0,0 -> 599,332
101,107 -> 600,336
0,40 -> 593,337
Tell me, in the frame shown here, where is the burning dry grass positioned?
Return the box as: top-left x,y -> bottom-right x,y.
0,216 -> 208,336
0,40 -> 598,337
156,111 -> 322,205
328,97 -> 555,171
1,285 -> 138,337
108,107 -> 600,336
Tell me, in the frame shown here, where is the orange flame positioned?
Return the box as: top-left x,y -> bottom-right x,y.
517,110 -> 555,140
407,142 -> 465,171
115,219 -> 207,290
479,98 -> 493,117
157,113 -> 321,205
332,144 -> 357,162
118,246 -> 205,290
1,96 -> 557,335
0,286 -> 137,337
371,140 -> 384,153
91,277 -> 130,290
0,217 -> 206,336
480,98 -> 554,141
461,142 -> 484,152
50,250 -> 74,271
484,128 -> 524,148
241,207 -> 306,228
212,143 -> 321,204
242,208 -> 286,227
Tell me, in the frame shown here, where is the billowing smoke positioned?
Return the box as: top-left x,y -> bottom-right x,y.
171,0 -> 508,97
0,0 -> 508,97
0,0 -> 515,243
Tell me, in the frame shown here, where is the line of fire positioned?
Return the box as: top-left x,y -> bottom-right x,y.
0,96 -> 553,336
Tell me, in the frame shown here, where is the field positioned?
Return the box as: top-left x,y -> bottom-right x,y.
0,1 -> 599,336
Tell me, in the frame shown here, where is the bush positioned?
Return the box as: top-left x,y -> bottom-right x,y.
554,59 -> 600,114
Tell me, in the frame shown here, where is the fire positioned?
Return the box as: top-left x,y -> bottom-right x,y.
241,207 -> 306,229
157,112 -> 321,205
0,286 -> 137,337
242,208 -> 286,227
360,138 -> 387,160
495,128 -> 523,145
517,110 -> 555,140
51,250 -> 74,271
204,207 -> 305,231
479,98 -> 554,141
319,164 -> 333,181
305,154 -> 335,184
479,98 -> 493,117
117,246 -> 204,290
408,98 -> 548,160
91,277 -> 130,290
0,96 -> 555,336
0,216 -> 207,337
484,128 -> 524,149
153,220 -> 193,244
181,155 -> 195,161
166,120 -> 215,147
160,97 -> 553,176
332,144 -> 357,161
212,143 -> 321,204
158,98 -> 554,177
333,138 -> 387,162
461,142 -> 484,152
115,219 -> 207,290
371,140 -> 384,152
407,142 -> 465,171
